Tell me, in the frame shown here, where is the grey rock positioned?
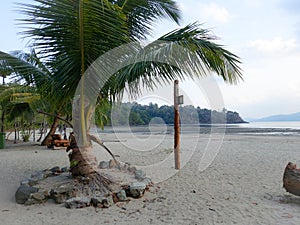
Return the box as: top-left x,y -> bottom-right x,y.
43,170 -> 54,178
128,166 -> 137,173
141,177 -> 152,186
117,190 -> 127,202
20,179 -> 30,186
31,171 -> 45,180
65,197 -> 91,209
99,161 -> 109,169
134,169 -> 146,180
129,182 -> 146,198
91,195 -> 114,208
50,185 -> 76,204
15,185 -> 39,204
31,192 -> 46,202
61,167 -> 69,173
52,193 -> 68,204
28,177 -> 39,186
50,166 -> 61,173
57,185 -> 74,194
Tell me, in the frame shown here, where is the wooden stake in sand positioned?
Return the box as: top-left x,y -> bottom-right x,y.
174,80 -> 183,170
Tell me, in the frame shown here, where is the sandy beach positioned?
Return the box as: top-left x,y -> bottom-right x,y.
1,128 -> 300,225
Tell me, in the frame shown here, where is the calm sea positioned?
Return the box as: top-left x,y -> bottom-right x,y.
96,121 -> 300,136
231,121 -> 300,129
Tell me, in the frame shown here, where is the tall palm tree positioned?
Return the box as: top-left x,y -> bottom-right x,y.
1,0 -> 242,191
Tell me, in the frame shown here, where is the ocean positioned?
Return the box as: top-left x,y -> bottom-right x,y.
95,121 -> 300,136
239,121 -> 300,129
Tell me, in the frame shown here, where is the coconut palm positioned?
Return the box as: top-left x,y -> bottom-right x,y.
1,0 -> 242,191
0,83 -> 40,133
0,49 -> 74,145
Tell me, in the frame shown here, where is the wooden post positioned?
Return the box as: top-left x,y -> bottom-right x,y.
174,80 -> 180,170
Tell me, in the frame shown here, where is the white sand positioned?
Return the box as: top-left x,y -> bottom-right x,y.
1,132 -> 300,225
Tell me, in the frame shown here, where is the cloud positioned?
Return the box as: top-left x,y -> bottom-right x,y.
200,3 -> 230,24
249,37 -> 298,54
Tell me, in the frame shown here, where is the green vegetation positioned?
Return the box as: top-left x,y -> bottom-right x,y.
102,102 -> 246,126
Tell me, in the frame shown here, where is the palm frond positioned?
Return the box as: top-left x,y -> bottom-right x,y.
114,0 -> 181,40
92,24 -> 242,100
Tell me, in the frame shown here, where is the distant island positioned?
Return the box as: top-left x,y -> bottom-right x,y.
253,112 -> 300,122
101,102 -> 247,126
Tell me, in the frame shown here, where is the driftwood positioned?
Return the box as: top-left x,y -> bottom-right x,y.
283,162 -> 300,196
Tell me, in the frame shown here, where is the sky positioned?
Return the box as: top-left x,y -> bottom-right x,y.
1,0 -> 300,119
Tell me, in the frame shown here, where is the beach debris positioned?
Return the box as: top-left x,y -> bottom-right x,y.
15,164 -> 151,209
283,162 -> 300,196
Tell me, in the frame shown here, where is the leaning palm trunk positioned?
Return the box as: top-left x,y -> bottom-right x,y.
66,132 -> 115,194
67,132 -> 98,176
41,115 -> 59,146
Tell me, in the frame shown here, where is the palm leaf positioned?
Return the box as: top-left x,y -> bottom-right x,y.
114,0 -> 181,40
89,23 -> 242,101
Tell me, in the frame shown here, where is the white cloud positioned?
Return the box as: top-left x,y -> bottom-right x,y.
249,37 -> 298,54
201,3 -> 230,24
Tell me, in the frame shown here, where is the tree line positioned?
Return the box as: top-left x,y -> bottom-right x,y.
101,102 -> 247,126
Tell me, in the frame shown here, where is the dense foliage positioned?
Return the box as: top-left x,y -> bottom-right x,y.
102,102 -> 246,126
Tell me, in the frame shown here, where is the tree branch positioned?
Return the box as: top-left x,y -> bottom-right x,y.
36,110 -> 73,128
89,134 -> 120,168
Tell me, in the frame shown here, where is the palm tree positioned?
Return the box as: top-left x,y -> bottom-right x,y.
0,84 -> 40,133
0,60 -> 13,84
1,0 -> 242,192
0,50 -> 73,145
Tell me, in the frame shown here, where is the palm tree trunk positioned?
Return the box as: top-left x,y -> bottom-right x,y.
14,119 -> 17,143
41,115 -> 59,146
1,110 -> 4,133
67,132 -> 98,177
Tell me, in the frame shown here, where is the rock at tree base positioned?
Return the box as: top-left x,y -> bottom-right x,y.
99,161 -> 109,169
65,197 -> 91,209
15,185 -> 39,204
91,195 -> 114,208
134,169 -> 146,180
15,163 -> 152,208
129,182 -> 147,198
117,189 -> 128,201
50,166 -> 61,173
